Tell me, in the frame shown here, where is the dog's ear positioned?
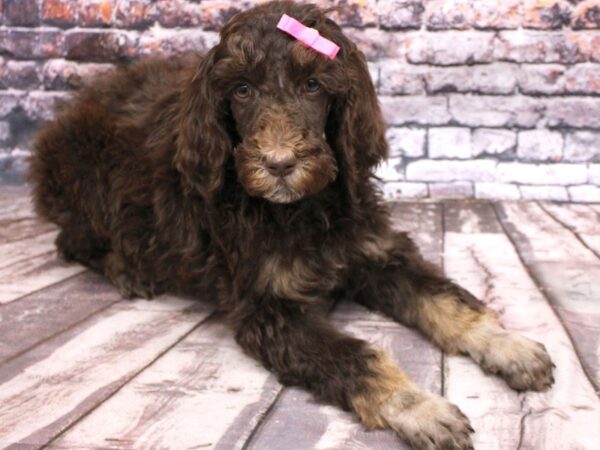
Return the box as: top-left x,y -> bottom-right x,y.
327,42 -> 388,196
174,49 -> 232,199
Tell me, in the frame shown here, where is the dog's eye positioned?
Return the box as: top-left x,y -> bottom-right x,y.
234,83 -> 251,99
306,78 -> 320,93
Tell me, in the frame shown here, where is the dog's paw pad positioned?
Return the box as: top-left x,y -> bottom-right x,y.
382,394 -> 474,450
478,334 -> 555,392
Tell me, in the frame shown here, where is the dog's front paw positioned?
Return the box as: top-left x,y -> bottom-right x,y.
381,393 -> 474,450
476,333 -> 555,391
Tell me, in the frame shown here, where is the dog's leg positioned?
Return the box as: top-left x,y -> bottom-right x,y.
232,301 -> 474,449
351,231 -> 555,392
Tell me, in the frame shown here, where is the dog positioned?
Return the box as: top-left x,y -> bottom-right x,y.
28,2 -> 555,448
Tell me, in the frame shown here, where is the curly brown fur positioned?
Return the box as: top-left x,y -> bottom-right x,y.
28,2 -> 554,448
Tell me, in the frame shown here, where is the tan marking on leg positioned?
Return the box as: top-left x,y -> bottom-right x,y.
419,294 -> 555,391
351,351 -> 417,429
351,350 -> 475,448
418,293 -> 499,354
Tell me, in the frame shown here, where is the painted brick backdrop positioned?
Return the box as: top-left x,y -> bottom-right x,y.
1,0 -> 600,202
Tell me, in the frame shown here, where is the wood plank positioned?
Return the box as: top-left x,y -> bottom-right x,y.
0,250 -> 87,304
496,201 -> 600,388
0,295 -> 213,449
50,315 -> 281,450
0,194 -> 36,222
0,272 -> 122,365
0,231 -> 58,270
443,201 -> 600,450
539,202 -> 600,257
0,217 -> 56,244
244,203 -> 444,450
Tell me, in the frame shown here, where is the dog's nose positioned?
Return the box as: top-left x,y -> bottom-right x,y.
265,156 -> 297,177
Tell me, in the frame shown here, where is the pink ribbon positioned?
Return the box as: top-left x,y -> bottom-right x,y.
277,14 -> 340,60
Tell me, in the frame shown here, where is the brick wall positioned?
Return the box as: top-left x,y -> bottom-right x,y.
1,0 -> 600,202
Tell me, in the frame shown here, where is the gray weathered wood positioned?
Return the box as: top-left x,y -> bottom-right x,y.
0,272 -> 121,365
0,296 -> 213,449
0,193 -> 35,222
51,315 -> 280,450
444,201 -> 600,450
244,202 -> 443,450
0,218 -> 56,244
539,202 -> 600,257
0,251 -> 87,304
496,201 -> 600,389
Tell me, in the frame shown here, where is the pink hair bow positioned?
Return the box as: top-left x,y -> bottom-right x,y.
277,14 -> 340,60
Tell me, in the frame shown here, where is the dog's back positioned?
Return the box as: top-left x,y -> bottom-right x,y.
28,57 -> 194,273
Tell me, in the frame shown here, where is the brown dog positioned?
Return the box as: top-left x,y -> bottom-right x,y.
28,2 -> 554,448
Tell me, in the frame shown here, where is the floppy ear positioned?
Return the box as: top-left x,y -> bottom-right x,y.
327,43 -> 388,195
174,49 -> 232,199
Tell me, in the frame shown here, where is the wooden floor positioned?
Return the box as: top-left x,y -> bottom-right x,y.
0,186 -> 599,450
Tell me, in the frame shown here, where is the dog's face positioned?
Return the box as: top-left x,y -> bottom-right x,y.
214,13 -> 346,203
229,57 -> 338,204
175,1 -> 388,203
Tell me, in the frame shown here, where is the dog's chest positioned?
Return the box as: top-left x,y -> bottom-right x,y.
255,248 -> 345,302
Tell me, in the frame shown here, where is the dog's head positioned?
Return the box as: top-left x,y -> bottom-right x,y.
175,1 -> 387,204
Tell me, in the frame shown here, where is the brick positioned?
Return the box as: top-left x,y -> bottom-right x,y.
375,157 -> 404,181
43,59 -> 114,90
2,61 -> 41,90
564,63 -> 600,93
520,185 -> 569,201
0,57 -> 5,88
379,61 -> 425,95
472,129 -> 517,157
20,91 -> 71,122
428,127 -> 472,159
572,1 -> 600,29
592,34 -> 600,62
518,64 -> 566,94
199,1 -> 247,31
381,96 -> 451,126
115,0 -> 156,28
545,98 -> 600,128
495,31 -> 589,64
472,0 -> 521,30
65,30 -> 137,62
155,0 -> 203,28
0,93 -> 22,119
79,0 -> 114,27
0,121 -> 10,145
0,29 -> 64,60
429,182 -> 473,199
517,130 -> 563,162
564,131 -> 600,162
424,0 -> 473,30
449,95 -> 543,128
497,162 -> 587,185
378,0 -> 424,30
405,31 -> 495,65
381,181 -> 428,199
406,159 -> 497,182
475,182 -> 521,200
344,29 -> 404,61
425,63 -> 518,94
4,0 -> 40,26
589,164 -> 600,184
138,29 -> 219,57
386,127 -> 426,158
569,185 -> 600,202
317,0 -> 378,28
523,0 -> 572,29
42,0 -> 77,27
